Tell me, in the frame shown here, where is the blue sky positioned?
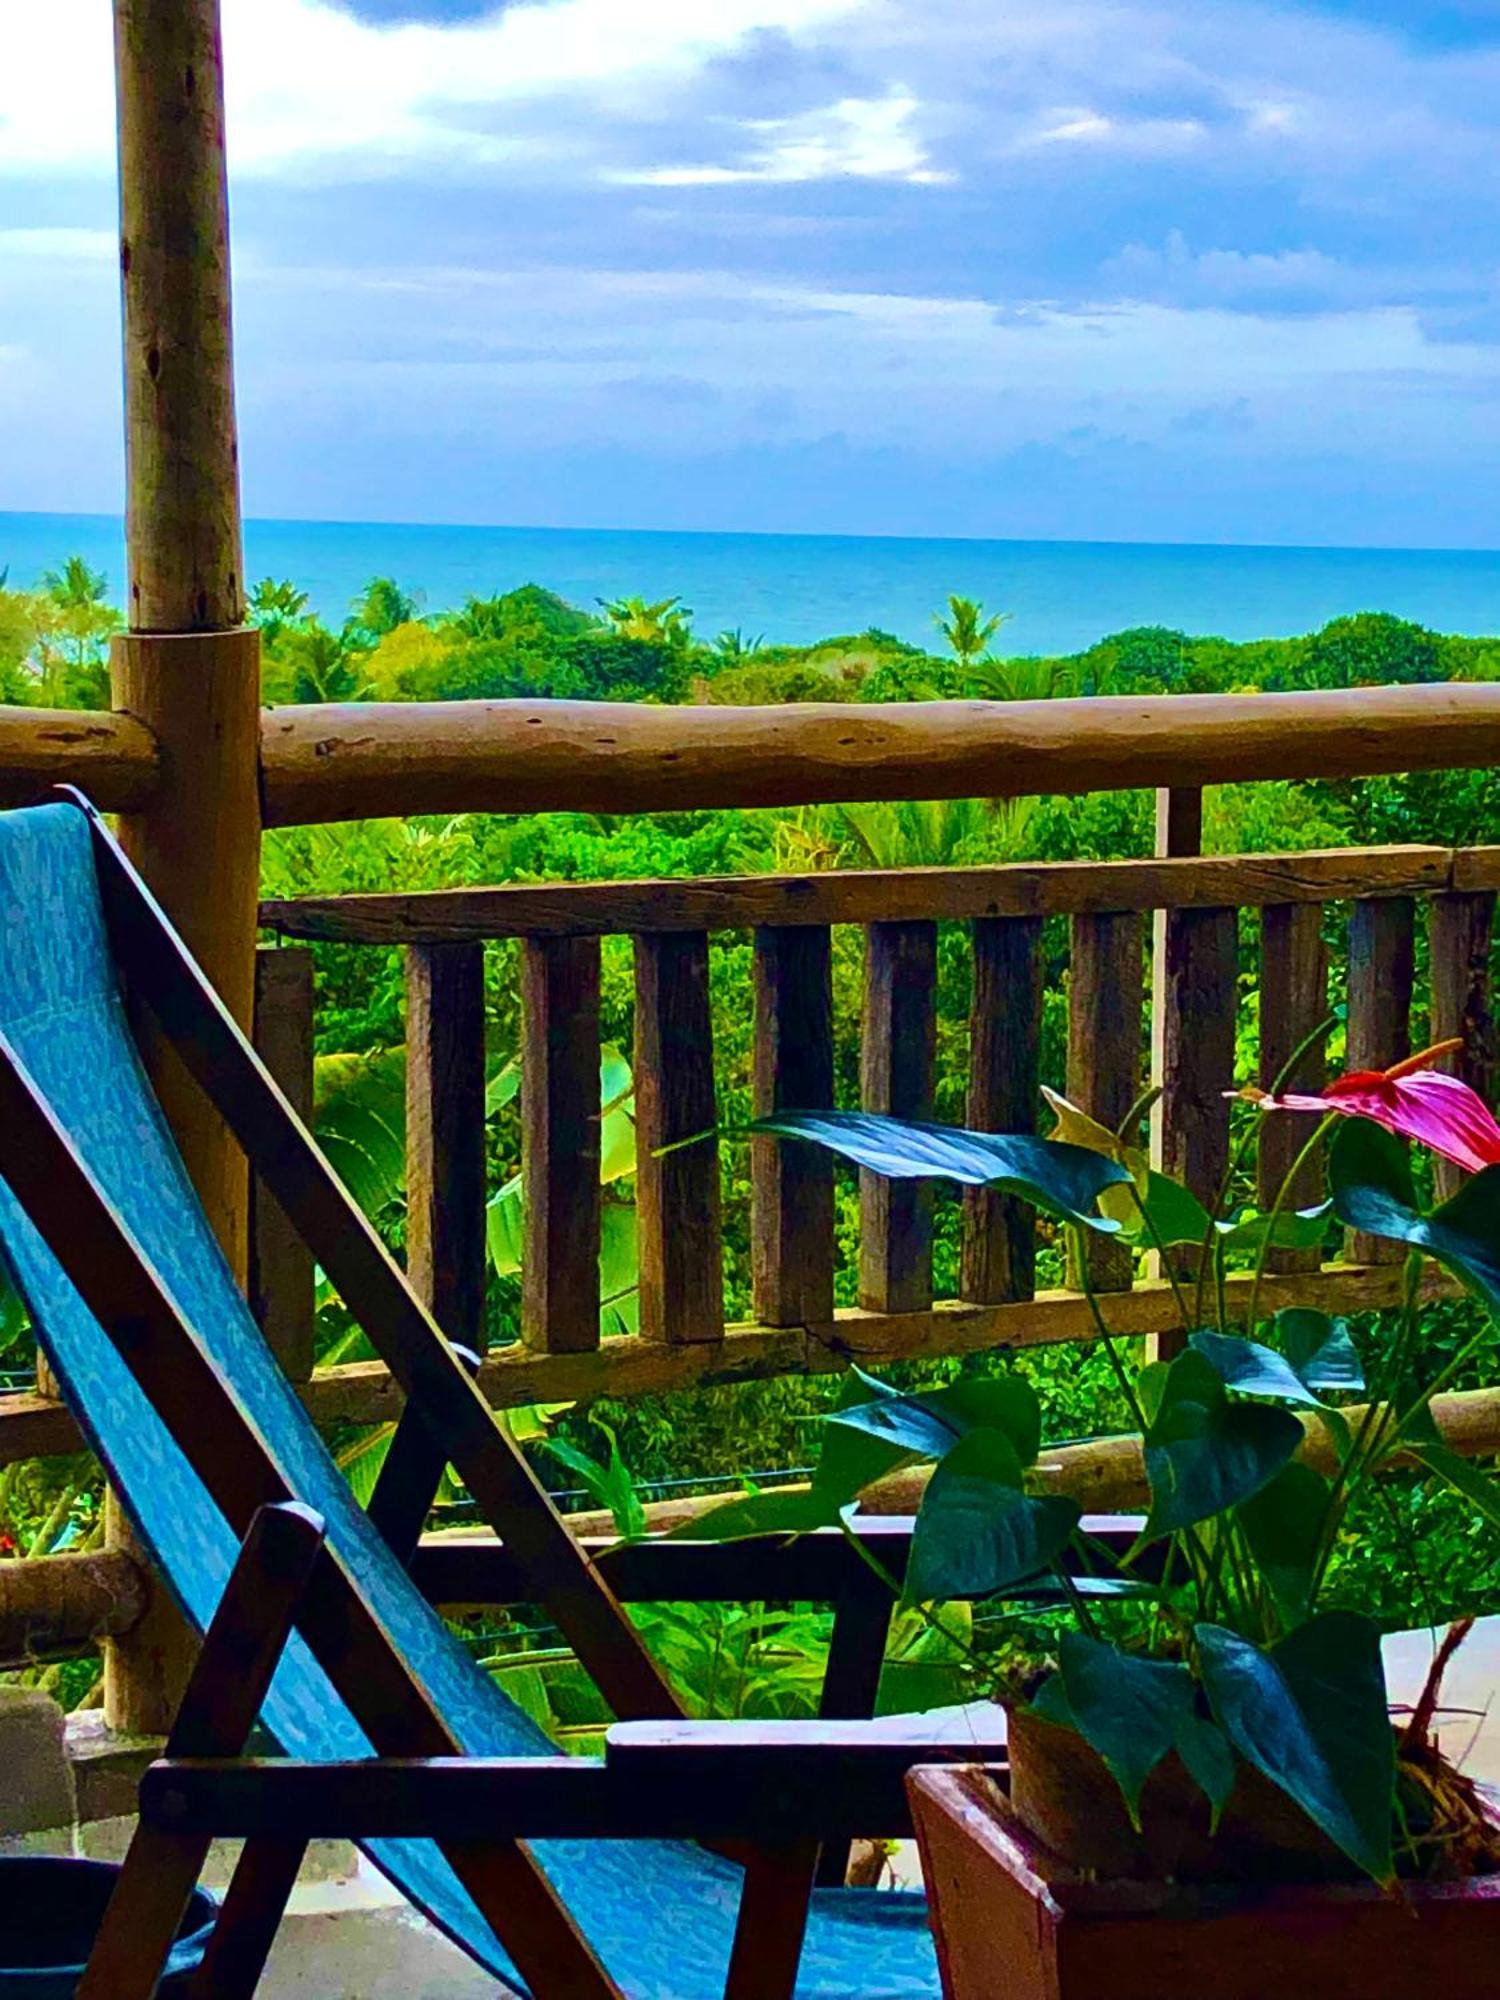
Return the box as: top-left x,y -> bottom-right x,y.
4,0 -> 1500,545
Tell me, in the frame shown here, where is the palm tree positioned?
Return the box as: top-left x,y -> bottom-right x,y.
280,622 -> 374,704
966,655 -> 1075,701
350,576 -> 418,638
37,555 -> 119,704
936,594 -> 1008,667
712,628 -> 763,661
598,595 -> 694,649
248,578 -> 310,643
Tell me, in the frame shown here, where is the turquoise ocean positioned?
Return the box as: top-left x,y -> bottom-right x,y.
5,510 -> 1500,659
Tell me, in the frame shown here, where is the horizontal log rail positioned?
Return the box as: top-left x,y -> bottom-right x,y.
0,707 -> 159,813
7,683 -> 1500,830
257,684 -> 1500,823
262,843 -> 1467,942
7,1370 -> 1498,1667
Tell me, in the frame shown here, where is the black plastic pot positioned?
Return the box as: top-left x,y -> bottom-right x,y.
0,1855 -> 217,1996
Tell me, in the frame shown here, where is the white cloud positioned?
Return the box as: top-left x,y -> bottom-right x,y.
1022,109 -> 1207,154
0,0 -> 869,180
1103,229 -> 1349,300
618,87 -> 951,187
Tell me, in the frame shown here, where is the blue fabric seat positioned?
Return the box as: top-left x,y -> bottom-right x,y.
0,802 -> 939,2000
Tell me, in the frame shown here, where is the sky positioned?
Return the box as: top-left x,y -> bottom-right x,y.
4,0 -> 1500,546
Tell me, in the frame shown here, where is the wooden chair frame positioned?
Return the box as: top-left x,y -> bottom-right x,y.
0,795 -> 1133,1995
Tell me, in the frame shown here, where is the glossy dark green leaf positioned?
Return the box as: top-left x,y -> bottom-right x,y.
1189,1328 -> 1328,1408
1215,1204 -> 1332,1253
826,1369 -> 1042,1468
746,1110 -> 1130,1231
1330,1121 -> 1500,1316
1142,1350 -> 1303,1539
904,1430 -> 1081,1603
1173,1708 -> 1237,1828
1196,1612 -> 1395,1884
1236,1460 -> 1331,1622
1121,1172 -> 1212,1247
811,1369 -> 919,1503
664,1486 -> 845,1542
1276,1309 -> 1365,1394
1409,1442 -> 1500,1530
1058,1633 -> 1196,1823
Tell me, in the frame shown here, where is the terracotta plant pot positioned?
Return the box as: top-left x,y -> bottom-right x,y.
908,1763 -> 1500,2000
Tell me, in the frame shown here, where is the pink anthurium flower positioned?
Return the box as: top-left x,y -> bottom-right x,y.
1234,1039 -> 1500,1176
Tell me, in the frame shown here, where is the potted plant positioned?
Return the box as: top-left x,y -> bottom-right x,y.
684,1040 -> 1500,1996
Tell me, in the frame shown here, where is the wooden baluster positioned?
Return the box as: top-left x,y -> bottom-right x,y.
1346,897 -> 1415,1264
521,937 -> 602,1354
1155,904 -> 1238,1297
962,916 -> 1042,1304
860,921 -> 937,1315
635,932 -> 724,1344
1430,891 -> 1497,1201
405,943 -> 489,1349
1259,905 -> 1329,1273
248,947 -> 317,1382
752,926 -> 835,1328
1067,911 -> 1144,1293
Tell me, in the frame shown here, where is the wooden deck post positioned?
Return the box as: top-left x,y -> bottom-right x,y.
105,0 -> 260,1734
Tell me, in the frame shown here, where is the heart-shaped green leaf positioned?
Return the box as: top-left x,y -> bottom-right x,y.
1142,1350 -> 1303,1539
1276,1309 -> 1365,1394
1331,1120 -> 1500,1315
1197,1612 -> 1395,1884
1235,1460 -> 1331,1622
1120,1173 -> 1213,1247
1058,1633 -> 1197,1823
826,1369 -> 1042,1468
904,1429 -> 1080,1603
1190,1328 -> 1329,1408
1214,1204 -> 1333,1253
746,1110 -> 1130,1231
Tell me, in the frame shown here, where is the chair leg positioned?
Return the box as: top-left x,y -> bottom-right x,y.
724,1844 -> 820,2000
77,1502 -> 325,2000
366,1343 -> 481,1568
185,1836 -> 308,1999
814,1585 -> 892,1888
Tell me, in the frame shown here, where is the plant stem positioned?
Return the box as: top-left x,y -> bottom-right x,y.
1243,1109 -> 1340,1337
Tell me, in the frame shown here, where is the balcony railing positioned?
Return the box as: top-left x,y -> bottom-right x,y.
3,690 -> 1500,1695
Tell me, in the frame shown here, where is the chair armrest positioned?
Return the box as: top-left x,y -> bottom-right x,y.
412,1513 -> 1147,1608
140,1710 -> 1010,1844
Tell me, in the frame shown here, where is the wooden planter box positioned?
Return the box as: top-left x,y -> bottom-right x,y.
907,1763 -> 1500,2000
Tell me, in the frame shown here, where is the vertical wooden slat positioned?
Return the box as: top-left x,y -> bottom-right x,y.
249,946 -> 316,1382
1259,904 -> 1329,1273
1067,911 -> 1144,1292
405,942 -> 488,1348
1156,907 -> 1238,1288
634,932 -> 723,1344
860,921 -> 937,1315
521,937 -> 602,1355
1346,897 -> 1415,1265
962,916 -> 1042,1304
1430,891 -> 1497,1201
1149,786 -> 1202,1163
752,926 -> 835,1327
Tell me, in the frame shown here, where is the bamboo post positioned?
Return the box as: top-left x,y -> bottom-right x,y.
106,0 -> 261,1735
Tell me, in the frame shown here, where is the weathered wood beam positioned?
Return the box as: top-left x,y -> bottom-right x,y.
0,1266 -> 1458,1466
259,685 -> 1500,826
261,844 -> 1454,944
0,1550 -> 150,1668
0,709 -> 159,812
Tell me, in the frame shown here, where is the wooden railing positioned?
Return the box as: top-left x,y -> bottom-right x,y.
6,687 -> 1500,1683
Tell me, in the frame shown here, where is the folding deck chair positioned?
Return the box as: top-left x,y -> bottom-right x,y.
0,792 -> 1044,1998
